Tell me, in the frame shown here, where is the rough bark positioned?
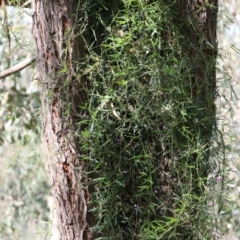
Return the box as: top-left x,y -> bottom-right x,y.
32,1 -> 92,239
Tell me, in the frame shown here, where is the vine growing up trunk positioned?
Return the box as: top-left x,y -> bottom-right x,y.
84,0 -> 220,239
32,1 -> 92,239
31,0 -> 221,239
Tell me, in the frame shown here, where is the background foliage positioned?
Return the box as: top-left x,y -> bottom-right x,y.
217,1 -> 240,239
0,5 -> 50,240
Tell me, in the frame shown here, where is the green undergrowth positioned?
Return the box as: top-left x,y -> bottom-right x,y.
76,0 -> 227,239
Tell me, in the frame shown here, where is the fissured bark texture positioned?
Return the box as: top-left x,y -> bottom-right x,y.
32,1 -> 92,239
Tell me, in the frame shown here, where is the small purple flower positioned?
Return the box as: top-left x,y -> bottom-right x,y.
134,204 -> 139,208
30,219 -> 36,230
208,201 -> 214,207
216,176 -> 223,183
154,189 -> 158,194
163,125 -> 168,130
122,170 -> 128,174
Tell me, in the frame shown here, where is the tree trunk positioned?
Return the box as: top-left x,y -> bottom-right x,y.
177,0 -> 218,187
31,0 -> 219,239
32,1 -> 92,239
